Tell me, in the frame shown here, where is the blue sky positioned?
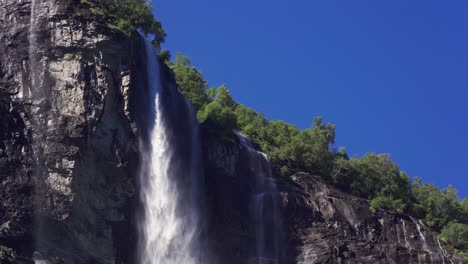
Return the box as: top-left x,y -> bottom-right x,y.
152,0 -> 468,198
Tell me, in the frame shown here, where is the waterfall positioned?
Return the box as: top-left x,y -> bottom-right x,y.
411,217 -> 430,252
235,132 -> 282,264
29,0 -> 36,92
401,219 -> 411,249
138,36 -> 202,264
410,216 -> 435,263
29,0 -> 42,99
29,1 -> 48,262
436,237 -> 447,264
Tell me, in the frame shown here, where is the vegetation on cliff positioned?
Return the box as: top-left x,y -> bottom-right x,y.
167,52 -> 468,259
80,0 -> 166,46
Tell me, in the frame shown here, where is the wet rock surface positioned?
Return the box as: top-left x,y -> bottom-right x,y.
203,131 -> 467,264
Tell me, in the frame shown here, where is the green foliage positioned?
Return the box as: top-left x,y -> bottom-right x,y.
331,156 -> 355,191
0,246 -> 15,262
159,49 -> 171,64
234,104 -> 269,144
460,198 -> 468,222
440,222 -> 468,251
286,121 -> 335,175
197,85 -> 239,132
198,101 -> 237,132
280,165 -> 290,177
370,196 -> 406,213
412,180 -> 460,231
169,53 -> 210,110
215,85 -> 236,109
80,0 -> 166,46
348,153 -> 411,201
206,87 -> 216,100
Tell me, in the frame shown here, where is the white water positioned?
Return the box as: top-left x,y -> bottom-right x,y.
411,217 -> 431,252
436,237 -> 447,264
29,0 -> 39,97
410,216 -> 437,263
139,37 -> 201,264
235,132 -> 281,264
30,1 -> 48,262
401,219 -> 411,249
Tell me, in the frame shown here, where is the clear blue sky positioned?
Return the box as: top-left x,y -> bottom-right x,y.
152,0 -> 468,198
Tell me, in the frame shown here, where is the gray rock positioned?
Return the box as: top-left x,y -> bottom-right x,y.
0,0 -> 141,262
202,129 -> 467,264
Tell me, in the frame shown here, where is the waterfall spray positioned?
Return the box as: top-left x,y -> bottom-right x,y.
138,36 -> 202,264
29,0 -> 48,261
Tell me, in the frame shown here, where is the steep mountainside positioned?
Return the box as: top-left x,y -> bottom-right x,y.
0,0 -> 144,262
202,128 -> 466,264
0,0 -> 466,263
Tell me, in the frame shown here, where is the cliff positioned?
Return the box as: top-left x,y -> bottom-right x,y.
202,129 -> 466,264
0,0 -> 466,263
0,0 -> 143,262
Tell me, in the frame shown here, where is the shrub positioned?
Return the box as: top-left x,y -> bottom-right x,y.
370,196 -> 406,213
198,101 -> 237,132
440,222 -> 468,250
80,0 -> 166,46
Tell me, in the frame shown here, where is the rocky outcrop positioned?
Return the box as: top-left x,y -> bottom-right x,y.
282,174 -> 466,263
202,130 -> 467,264
0,0 -> 143,262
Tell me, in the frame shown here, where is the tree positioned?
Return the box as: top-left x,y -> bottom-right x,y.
460,198 -> 468,223
215,85 -> 236,109
234,104 -> 268,144
412,181 -> 460,231
331,156 -> 355,191
440,222 -> 468,249
197,101 -> 237,132
370,196 -> 405,213
347,153 -> 411,213
170,53 -> 210,110
81,0 -> 166,46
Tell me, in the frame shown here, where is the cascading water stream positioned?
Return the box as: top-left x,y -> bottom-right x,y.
29,0 -> 49,262
29,0 -> 36,90
138,36 -> 202,264
235,132 -> 282,264
401,219 -> 411,250
409,216 -> 446,263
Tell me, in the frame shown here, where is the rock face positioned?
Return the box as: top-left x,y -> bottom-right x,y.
1,0 -> 143,262
282,175 -> 465,264
0,1 -> 466,263
202,131 -> 467,264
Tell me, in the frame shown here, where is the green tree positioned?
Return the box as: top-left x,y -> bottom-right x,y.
348,153 -> 412,212
460,198 -> 468,223
234,104 -> 268,144
370,196 -> 406,213
170,53 -> 210,110
440,222 -> 468,250
331,156 -> 355,191
81,0 -> 166,46
198,101 -> 237,132
215,85 -> 236,109
412,181 -> 460,231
